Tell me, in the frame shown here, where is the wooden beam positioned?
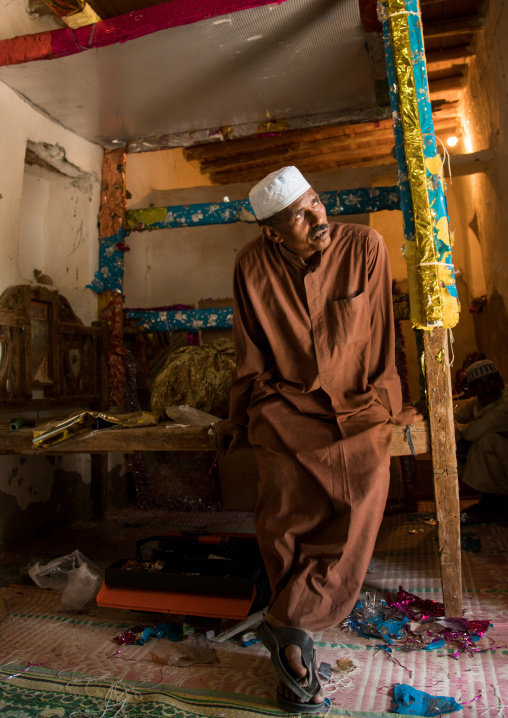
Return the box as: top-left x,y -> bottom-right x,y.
207,128 -> 461,183
186,111 -> 459,171
296,149 -> 487,188
432,100 -> 461,117
429,77 -> 465,102
446,149 -> 491,176
0,422 -> 430,456
200,129 -> 400,174
423,13 -> 484,39
199,119 -> 459,178
210,145 -> 399,184
426,46 -> 474,70
423,328 -> 462,617
184,118 -> 398,164
125,186 -> 402,232
429,76 -> 467,93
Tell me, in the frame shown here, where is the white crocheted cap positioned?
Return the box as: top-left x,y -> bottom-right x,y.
249,166 -> 311,221
466,359 -> 499,384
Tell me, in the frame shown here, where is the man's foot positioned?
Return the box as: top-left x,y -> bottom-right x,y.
265,615 -> 325,706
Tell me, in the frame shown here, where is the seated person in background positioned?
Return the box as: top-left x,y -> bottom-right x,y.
454,359 -> 508,523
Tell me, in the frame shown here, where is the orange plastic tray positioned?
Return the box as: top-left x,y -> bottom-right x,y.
96,581 -> 256,620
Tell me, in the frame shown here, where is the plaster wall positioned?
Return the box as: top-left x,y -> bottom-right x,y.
460,0 -> 508,377
0,0 -> 60,41
0,78 -> 104,550
0,80 -> 103,323
124,161 -> 389,308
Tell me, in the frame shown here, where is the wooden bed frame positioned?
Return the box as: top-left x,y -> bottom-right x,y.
0,283 -> 430,520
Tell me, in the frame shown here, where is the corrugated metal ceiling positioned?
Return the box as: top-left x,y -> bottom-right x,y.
0,0 -> 377,146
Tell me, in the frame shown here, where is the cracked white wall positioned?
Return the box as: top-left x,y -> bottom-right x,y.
0,80 -> 103,324
0,77 -> 104,545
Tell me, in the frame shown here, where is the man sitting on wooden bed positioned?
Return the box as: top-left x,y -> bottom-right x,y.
213,166 -> 423,713
455,358 -> 508,525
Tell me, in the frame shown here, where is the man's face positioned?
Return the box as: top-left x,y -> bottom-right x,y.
262,188 -> 330,259
469,372 -> 504,407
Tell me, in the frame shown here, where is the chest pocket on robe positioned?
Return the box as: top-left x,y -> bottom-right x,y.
327,292 -> 370,344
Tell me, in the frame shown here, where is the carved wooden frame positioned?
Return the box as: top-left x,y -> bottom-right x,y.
0,285 -> 108,409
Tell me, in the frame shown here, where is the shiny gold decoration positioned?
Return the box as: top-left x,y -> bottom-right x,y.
126,207 -> 167,231
63,4 -> 101,28
257,119 -> 291,134
386,0 -> 444,327
221,125 -> 235,141
33,411 -> 159,449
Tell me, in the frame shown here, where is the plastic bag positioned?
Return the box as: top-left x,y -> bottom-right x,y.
165,405 -> 221,427
28,550 -> 103,610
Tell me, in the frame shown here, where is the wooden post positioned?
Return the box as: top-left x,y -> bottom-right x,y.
380,0 -> 463,615
424,328 -> 462,616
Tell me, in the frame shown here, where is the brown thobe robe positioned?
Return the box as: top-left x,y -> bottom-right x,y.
229,222 -> 402,631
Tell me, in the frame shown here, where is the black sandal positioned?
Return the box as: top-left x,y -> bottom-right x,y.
256,622 -> 325,714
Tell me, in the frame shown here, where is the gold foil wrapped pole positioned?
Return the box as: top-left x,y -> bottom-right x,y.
379,0 -> 459,330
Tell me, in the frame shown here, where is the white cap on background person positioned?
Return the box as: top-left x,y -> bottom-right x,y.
466,359 -> 499,384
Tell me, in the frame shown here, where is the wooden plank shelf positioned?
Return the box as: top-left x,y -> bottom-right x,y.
0,420 -> 430,456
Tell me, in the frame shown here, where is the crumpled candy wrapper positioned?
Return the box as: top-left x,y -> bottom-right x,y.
114,623 -> 182,646
342,595 -> 409,644
386,586 -> 445,620
344,587 -> 493,658
33,410 -> 159,449
389,683 -> 462,716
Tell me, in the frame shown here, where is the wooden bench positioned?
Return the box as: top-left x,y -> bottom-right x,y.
0,420 -> 431,518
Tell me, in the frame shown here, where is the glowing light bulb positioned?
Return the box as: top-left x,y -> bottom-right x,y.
447,136 -> 459,147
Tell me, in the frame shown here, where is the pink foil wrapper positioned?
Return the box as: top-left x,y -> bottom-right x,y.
386,586 -> 445,620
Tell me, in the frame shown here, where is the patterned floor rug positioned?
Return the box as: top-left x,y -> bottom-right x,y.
0,665 -> 292,718
1,507 -> 507,717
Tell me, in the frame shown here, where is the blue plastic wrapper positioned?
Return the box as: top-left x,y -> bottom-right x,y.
345,599 -> 410,644
390,683 -> 463,716
138,623 -> 182,644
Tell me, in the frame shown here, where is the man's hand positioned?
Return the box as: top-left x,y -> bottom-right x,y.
211,419 -> 247,452
390,406 -> 425,426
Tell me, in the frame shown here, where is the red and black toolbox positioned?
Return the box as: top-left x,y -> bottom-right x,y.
97,530 -> 269,620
